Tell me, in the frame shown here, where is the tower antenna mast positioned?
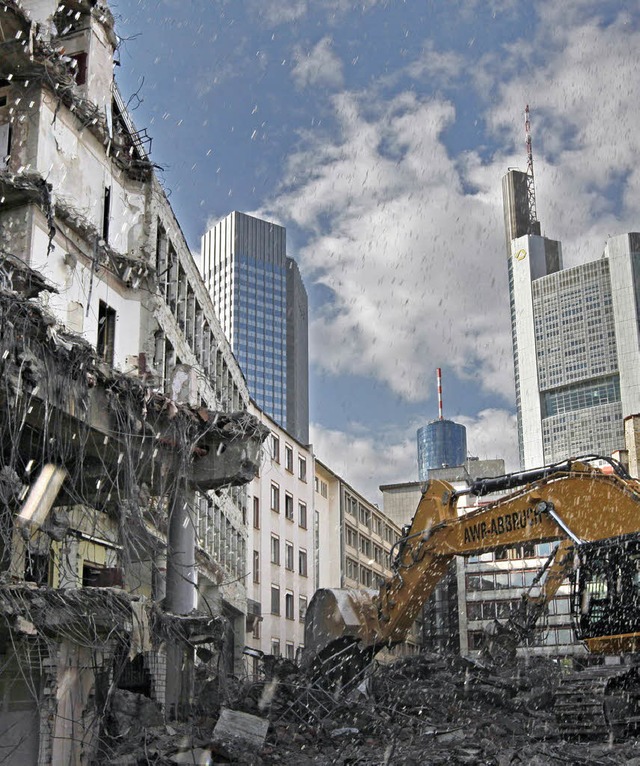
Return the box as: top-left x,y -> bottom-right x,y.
437,368 -> 443,420
524,104 -> 539,232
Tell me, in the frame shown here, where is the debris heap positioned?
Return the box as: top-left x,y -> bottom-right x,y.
119,652 -> 640,765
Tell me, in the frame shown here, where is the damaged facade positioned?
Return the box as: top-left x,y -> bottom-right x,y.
0,1 -> 268,763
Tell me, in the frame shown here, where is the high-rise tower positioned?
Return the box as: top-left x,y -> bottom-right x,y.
201,212 -> 309,443
417,369 -> 467,480
504,110 -> 640,468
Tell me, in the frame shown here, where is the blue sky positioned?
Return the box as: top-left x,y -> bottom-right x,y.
113,1 -> 640,500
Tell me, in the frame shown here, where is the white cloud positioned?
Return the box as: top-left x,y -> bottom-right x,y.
267,88 -> 514,403
310,421 -> 417,503
406,42 -> 465,85
248,0 -> 308,26
459,409 -> 519,472
291,37 -> 344,90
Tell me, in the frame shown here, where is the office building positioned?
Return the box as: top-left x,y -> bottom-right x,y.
503,169 -> 640,468
201,212 -> 309,444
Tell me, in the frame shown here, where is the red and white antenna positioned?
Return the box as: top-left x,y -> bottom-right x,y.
524,104 -> 538,230
437,367 -> 443,420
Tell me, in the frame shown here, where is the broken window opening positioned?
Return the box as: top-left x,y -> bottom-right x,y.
97,300 -> 116,365
24,551 -> 50,586
82,562 -> 124,587
102,186 -> 111,243
116,654 -> 152,698
0,123 -> 11,170
70,52 -> 88,85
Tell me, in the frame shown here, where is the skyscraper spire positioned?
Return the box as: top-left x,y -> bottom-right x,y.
524,105 -> 539,233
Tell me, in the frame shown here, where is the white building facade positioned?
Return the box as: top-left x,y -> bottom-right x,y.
245,406 -> 316,669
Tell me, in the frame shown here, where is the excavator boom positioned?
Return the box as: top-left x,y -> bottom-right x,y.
303,457 -> 640,680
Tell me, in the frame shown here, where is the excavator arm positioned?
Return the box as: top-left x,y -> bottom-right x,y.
480,538 -> 573,664
303,457 -> 640,677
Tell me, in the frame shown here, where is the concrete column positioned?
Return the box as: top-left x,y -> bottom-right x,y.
165,482 -> 196,613
164,479 -> 197,720
624,414 -> 640,478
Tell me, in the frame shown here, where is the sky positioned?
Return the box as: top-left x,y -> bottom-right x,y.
112,0 -> 640,502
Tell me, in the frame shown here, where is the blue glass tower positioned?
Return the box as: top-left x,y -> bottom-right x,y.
201,212 -> 309,443
417,420 -> 467,481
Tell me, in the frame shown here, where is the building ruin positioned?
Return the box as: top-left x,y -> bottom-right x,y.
0,2 -> 268,762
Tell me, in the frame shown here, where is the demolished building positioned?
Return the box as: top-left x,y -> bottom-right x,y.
0,1 -> 268,763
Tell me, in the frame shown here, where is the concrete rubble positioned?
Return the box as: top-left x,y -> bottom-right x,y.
94,651 -> 640,765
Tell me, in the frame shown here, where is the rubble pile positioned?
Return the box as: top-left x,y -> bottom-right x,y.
98,651 -> 640,764
232,652 -> 640,766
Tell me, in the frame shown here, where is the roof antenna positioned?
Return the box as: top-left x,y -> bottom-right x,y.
437,367 -> 443,420
524,105 -> 539,233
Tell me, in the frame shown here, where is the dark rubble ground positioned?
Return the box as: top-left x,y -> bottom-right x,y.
108,652 -> 640,765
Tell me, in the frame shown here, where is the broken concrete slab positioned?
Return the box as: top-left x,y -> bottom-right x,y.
168,747 -> 213,765
213,706 -> 270,750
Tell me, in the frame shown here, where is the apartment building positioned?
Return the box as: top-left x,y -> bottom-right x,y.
245,406 -> 315,673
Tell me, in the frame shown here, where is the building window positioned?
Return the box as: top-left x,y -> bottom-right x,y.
298,501 -> 307,529
299,548 -> 308,577
270,534 -> 280,565
299,595 -> 307,622
360,566 -> 372,588
97,300 -> 116,365
253,620 -> 261,640
271,434 -> 280,463
285,642 -> 295,660
346,557 -> 358,580
285,444 -> 293,472
359,535 -> 371,557
359,504 -> 371,527
253,496 -> 260,529
270,482 -> 280,512
298,456 -> 307,482
271,638 -> 280,657
285,541 -> 294,571
285,591 -> 294,620
346,526 -> 357,548
285,492 -> 294,520
345,493 -> 357,516
271,586 -> 280,615
253,550 -> 260,583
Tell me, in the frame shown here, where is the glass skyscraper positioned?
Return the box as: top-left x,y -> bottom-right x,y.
201,212 -> 309,444
417,420 -> 467,481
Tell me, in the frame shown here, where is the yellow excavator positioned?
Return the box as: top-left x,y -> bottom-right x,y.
303,456 -> 640,737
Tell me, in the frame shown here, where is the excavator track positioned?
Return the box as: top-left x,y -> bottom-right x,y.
554,666 -> 640,739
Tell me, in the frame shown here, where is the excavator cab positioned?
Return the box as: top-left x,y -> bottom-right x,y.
572,535 -> 640,652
